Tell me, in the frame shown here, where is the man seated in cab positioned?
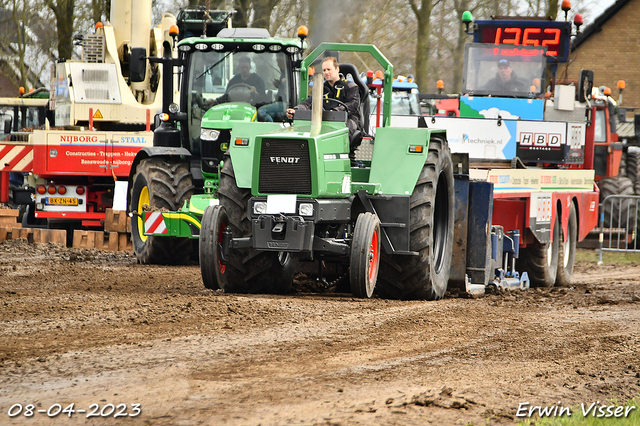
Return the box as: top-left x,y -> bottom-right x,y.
484,59 -> 528,93
212,55 -> 266,105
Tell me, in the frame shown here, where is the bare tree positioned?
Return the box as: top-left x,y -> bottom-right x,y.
0,0 -> 54,90
340,0 -> 416,76
407,0 -> 442,91
10,0 -> 29,88
45,0 -> 75,61
90,0 -> 109,24
270,0 -> 307,37
252,0 -> 280,30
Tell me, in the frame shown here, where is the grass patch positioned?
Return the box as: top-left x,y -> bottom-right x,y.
575,248 -> 640,265
516,397 -> 639,425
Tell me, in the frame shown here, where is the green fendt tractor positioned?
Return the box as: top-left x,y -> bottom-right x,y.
199,43 -> 456,299
127,25 -> 306,264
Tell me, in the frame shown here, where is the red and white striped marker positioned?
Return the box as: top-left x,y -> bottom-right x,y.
0,144 -> 33,171
144,212 -> 168,234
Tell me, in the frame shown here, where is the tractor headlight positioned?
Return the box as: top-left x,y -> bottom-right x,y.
253,201 -> 267,215
298,203 -> 313,216
201,129 -> 220,141
168,102 -> 180,113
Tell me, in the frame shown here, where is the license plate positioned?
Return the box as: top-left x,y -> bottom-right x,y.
46,197 -> 78,206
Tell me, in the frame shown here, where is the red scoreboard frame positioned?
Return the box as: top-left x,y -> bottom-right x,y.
473,20 -> 572,63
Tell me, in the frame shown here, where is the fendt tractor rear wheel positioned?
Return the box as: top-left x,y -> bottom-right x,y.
350,212 -> 381,298
556,203 -> 577,286
130,158 -> 195,265
200,205 -> 227,290
519,211 -> 560,287
215,153 -> 294,294
376,136 -> 455,300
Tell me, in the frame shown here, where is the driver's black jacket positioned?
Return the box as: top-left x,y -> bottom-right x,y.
227,73 -> 266,100
211,73 -> 266,105
483,71 -> 528,93
294,78 -> 361,129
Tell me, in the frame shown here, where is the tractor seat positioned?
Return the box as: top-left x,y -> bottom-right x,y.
339,63 -> 370,139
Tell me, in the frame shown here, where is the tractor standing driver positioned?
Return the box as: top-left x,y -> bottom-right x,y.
287,57 -> 362,156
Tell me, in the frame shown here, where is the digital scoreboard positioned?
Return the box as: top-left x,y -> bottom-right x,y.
474,20 -> 572,62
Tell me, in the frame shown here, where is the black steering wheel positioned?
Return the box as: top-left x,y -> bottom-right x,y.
226,83 -> 255,103
323,98 -> 348,111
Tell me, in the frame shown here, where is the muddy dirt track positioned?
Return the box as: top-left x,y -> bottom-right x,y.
0,239 -> 639,425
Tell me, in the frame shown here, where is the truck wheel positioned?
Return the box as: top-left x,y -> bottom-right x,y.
200,205 -> 225,290
556,203 -> 577,286
217,154 -> 294,294
350,212 -> 381,298
130,158 -> 194,264
626,150 -> 640,194
21,205 -> 47,228
376,136 -> 455,300
520,211 -> 560,287
599,176 -> 635,227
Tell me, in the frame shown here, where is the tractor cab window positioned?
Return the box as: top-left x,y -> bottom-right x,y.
187,50 -> 292,113
461,43 -> 546,98
594,108 -> 607,143
185,50 -> 293,155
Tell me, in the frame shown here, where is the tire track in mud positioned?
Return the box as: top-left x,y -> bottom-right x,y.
1,240 -> 640,425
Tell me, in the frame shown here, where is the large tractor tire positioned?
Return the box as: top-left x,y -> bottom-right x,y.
130,157 -> 194,265
215,153 -> 294,294
626,150 -> 640,194
376,136 -> 455,300
556,202 -> 577,287
519,211 -> 560,287
598,176 -> 636,228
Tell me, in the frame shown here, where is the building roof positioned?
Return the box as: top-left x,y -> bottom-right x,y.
571,0 -> 632,50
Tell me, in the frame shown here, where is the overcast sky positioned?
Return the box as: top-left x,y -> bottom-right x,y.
586,0 -> 616,23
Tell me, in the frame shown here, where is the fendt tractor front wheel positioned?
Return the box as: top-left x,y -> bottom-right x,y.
376,135 -> 455,300
214,153 -> 294,294
350,212 -> 381,298
130,158 -> 195,264
556,203 -> 577,286
200,205 -> 227,290
519,210 -> 560,287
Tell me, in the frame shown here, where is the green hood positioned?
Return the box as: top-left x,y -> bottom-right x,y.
202,102 -> 256,130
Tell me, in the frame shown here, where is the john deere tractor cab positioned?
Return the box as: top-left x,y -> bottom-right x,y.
199,42 -> 456,299
127,26 -> 306,264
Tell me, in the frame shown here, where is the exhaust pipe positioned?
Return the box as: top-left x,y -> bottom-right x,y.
310,72 -> 323,137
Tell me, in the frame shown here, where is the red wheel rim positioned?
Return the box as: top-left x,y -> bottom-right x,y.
218,220 -> 227,274
368,228 -> 379,284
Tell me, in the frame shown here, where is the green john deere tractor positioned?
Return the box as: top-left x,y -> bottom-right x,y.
199,43 -> 456,299
127,27 -> 306,265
